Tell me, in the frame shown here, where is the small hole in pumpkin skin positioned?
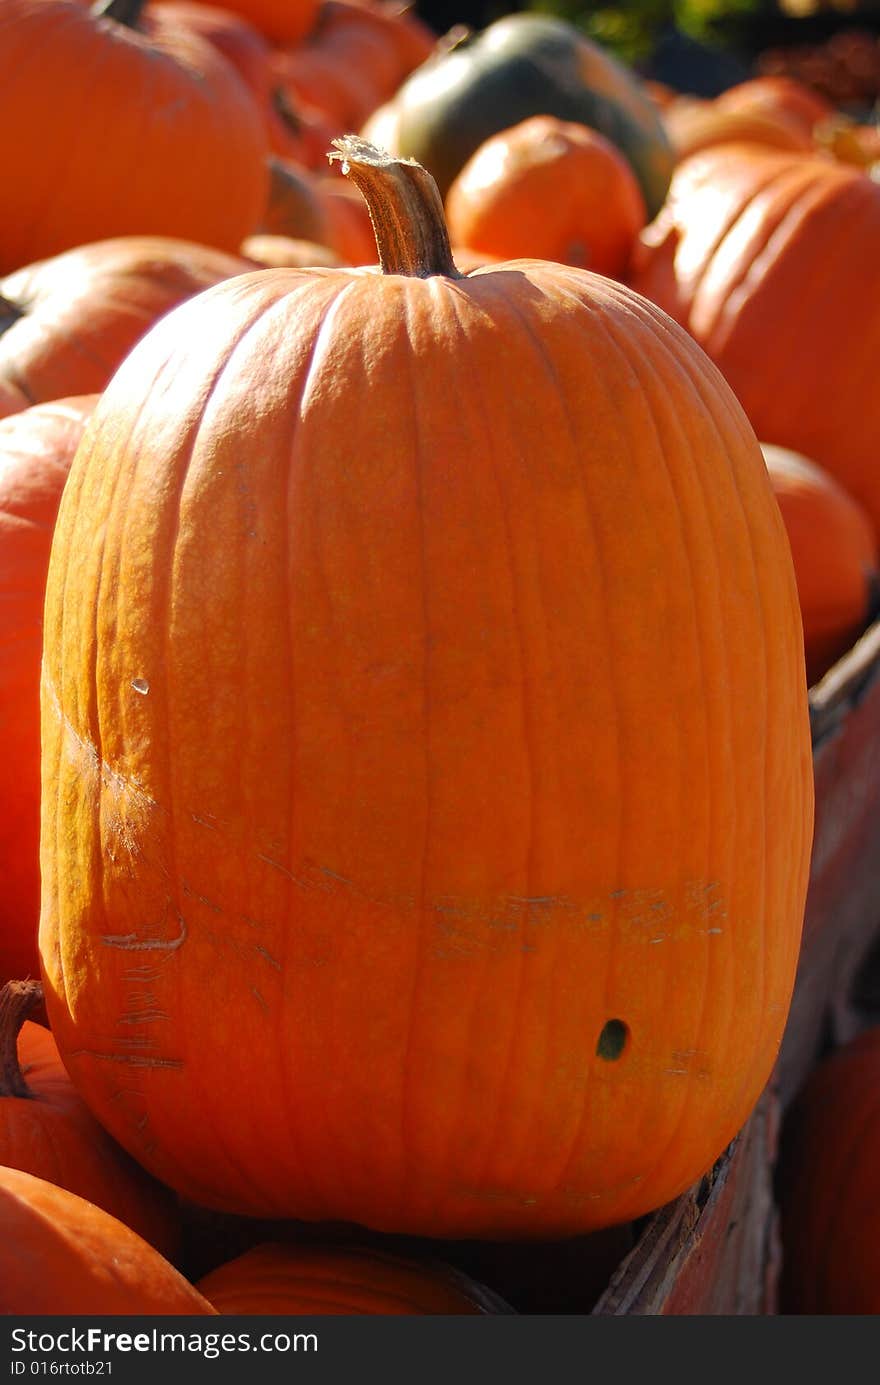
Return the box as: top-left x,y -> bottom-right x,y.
596,1019 -> 629,1061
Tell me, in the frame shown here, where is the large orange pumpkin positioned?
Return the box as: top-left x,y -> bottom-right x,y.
40,139 -> 814,1240
762,443 -> 879,685
0,396 -> 98,983
629,145 -> 880,541
197,1243 -> 512,1313
445,115 -> 646,278
0,237 -> 251,415
0,0 -> 268,272
0,1165 -> 213,1315
0,981 -> 179,1256
779,1027 -> 880,1313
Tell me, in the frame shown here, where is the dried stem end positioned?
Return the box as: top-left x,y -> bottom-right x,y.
0,980 -> 44,1099
329,136 -> 462,280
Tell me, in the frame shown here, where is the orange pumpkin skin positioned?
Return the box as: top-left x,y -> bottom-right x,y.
0,0 -> 268,273
242,235 -> 344,269
662,103 -> 813,162
197,1244 -> 510,1314
0,398 -> 97,984
0,237 -> 251,413
445,116 -> 646,278
0,1165 -> 213,1315
763,444 -> 879,685
779,1028 -> 880,1314
715,75 -> 833,136
271,0 -> 433,130
159,0 -> 319,45
0,985 -> 179,1257
259,161 -> 379,265
156,1 -> 336,169
629,146 -> 880,542
40,148 -> 813,1239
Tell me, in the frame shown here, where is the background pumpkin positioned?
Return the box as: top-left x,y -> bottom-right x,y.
715,75 -> 833,137
39,140 -> 813,1240
0,981 -> 180,1256
0,1165 -> 213,1315
762,443 -> 879,686
628,145 -> 880,542
445,115 -> 646,278
242,235 -> 344,269
0,237 -> 251,414
359,12 -> 675,215
159,0 -> 319,46
778,1027 -> 880,1314
0,396 -> 97,983
661,102 -> 813,162
155,0 -> 338,169
0,0 -> 268,273
196,1243 -> 514,1313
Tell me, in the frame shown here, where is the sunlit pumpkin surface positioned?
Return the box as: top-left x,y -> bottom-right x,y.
39,146 -> 814,1240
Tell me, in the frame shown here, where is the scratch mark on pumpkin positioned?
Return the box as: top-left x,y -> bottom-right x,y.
239,913 -> 266,930
191,814 -> 218,830
649,935 -> 666,944
46,682 -> 159,809
102,912 -> 187,952
253,944 -> 281,970
70,1051 -> 183,1070
508,894 -> 565,906
115,1010 -> 169,1025
320,866 -> 353,885
182,881 -> 224,914
251,987 -> 268,1011
257,853 -> 310,888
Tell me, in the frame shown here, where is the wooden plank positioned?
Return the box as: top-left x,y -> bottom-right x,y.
775,617 -> 880,1107
592,1089 -> 779,1315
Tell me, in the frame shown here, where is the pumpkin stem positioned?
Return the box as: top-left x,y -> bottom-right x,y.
329,137 -> 461,279
0,980 -> 43,1099
91,0 -> 147,28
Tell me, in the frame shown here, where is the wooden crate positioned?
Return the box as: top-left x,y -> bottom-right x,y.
592,617 -> 880,1315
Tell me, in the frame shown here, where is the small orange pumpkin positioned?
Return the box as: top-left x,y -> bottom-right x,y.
197,1243 -> 513,1313
763,443 -> 879,685
445,115 -> 646,278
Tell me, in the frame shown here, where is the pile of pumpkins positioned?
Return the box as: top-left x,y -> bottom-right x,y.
1,0 -> 878,1317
